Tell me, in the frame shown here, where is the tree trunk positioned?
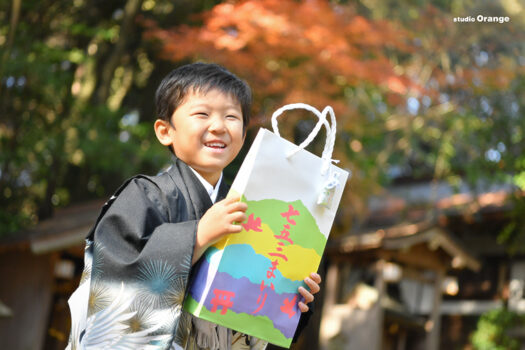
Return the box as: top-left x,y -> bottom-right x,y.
96,0 -> 143,104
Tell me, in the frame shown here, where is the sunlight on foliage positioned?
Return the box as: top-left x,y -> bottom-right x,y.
471,309 -> 525,350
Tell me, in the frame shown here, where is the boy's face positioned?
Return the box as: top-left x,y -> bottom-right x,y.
155,88 -> 245,186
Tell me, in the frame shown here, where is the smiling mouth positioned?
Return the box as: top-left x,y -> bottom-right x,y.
204,142 -> 226,149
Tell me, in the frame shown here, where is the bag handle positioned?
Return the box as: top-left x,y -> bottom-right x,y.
271,103 -> 338,175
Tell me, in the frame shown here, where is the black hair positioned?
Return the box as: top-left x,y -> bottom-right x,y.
155,62 -> 252,132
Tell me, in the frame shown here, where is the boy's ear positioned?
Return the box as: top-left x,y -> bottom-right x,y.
154,119 -> 174,146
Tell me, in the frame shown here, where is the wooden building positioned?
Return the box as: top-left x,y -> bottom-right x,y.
319,180 -> 521,350
0,200 -> 103,350
321,221 -> 480,350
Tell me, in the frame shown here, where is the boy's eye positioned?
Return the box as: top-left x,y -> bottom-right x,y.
226,114 -> 240,120
192,112 -> 208,117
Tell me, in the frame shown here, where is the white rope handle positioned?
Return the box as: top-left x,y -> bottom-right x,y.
271,103 -> 338,175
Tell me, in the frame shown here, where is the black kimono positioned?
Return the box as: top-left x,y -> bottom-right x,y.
67,158 -> 232,350
67,158 -> 309,350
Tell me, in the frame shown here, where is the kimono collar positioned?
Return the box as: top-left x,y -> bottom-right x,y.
167,158 -> 229,219
188,167 -> 223,204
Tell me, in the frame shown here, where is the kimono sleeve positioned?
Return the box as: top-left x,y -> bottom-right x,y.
89,176 -> 196,307
67,176 -> 199,350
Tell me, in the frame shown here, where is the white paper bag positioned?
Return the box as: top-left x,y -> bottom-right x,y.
184,104 -> 350,348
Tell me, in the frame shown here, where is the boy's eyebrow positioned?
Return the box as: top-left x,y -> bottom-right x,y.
189,102 -> 241,111
188,102 -> 212,109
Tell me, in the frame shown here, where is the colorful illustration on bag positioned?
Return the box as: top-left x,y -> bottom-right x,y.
184,196 -> 326,348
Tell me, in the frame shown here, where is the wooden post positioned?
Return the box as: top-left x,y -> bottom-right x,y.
397,330 -> 407,350
426,270 -> 444,350
320,262 -> 339,350
375,260 -> 386,350
324,262 -> 339,308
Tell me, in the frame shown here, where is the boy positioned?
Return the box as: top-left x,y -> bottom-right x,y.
67,63 -> 321,350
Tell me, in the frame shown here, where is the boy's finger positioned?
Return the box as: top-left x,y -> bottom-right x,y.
221,196 -> 238,204
220,196 -> 241,205
298,301 -> 309,313
310,272 -> 322,284
304,277 -> 320,294
228,224 -> 244,233
228,201 -> 248,213
230,212 -> 247,224
298,286 -> 314,303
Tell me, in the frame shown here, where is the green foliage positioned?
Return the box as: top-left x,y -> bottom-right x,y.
471,309 -> 525,350
0,0 -> 177,235
1,0 -> 525,240
498,194 -> 525,255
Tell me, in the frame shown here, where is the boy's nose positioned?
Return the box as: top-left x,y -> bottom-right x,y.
208,116 -> 226,133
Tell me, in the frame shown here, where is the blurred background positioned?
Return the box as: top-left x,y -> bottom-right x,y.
1,0 -> 524,349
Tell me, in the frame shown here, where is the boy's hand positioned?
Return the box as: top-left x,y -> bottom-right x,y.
193,196 -> 247,264
298,272 -> 322,313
